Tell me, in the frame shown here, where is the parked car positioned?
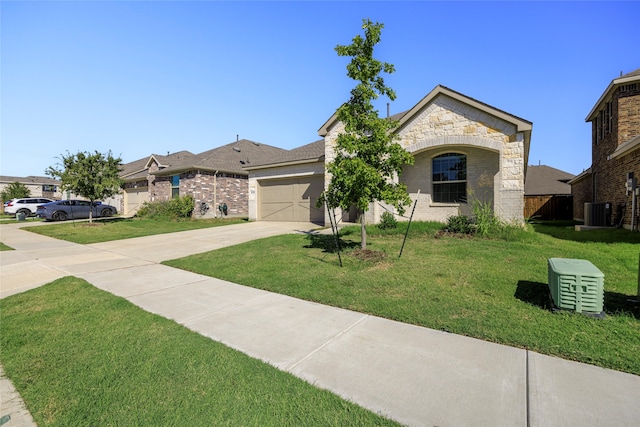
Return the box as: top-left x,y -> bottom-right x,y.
36,200 -> 117,221
4,197 -> 55,217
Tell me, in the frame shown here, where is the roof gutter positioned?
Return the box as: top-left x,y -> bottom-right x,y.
243,157 -> 324,171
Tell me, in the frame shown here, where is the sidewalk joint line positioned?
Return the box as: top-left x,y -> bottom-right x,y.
286,314 -> 370,372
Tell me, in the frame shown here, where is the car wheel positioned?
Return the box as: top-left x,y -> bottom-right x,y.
52,211 -> 67,221
17,208 -> 31,217
100,208 -> 112,218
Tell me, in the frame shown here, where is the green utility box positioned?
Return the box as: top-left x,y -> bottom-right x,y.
548,258 -> 604,316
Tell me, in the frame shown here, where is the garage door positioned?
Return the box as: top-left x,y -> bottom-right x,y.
259,176 -> 324,224
124,188 -> 149,216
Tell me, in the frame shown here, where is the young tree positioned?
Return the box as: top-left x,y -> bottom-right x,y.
46,150 -> 124,223
325,19 -> 414,249
1,182 -> 30,204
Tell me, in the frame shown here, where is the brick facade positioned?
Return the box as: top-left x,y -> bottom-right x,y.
570,172 -> 592,221
577,76 -> 640,228
154,171 -> 248,217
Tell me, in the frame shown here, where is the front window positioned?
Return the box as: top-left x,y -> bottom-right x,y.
432,153 -> 467,203
171,175 -> 180,198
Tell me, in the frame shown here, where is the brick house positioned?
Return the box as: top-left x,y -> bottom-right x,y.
569,69 -> 640,229
120,139 -> 286,216
248,85 -> 532,225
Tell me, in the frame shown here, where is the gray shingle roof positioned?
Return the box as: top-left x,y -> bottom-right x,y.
153,139 -> 288,176
621,68 -> 640,79
525,165 -> 574,196
120,151 -> 195,181
0,175 -> 60,185
246,139 -> 325,168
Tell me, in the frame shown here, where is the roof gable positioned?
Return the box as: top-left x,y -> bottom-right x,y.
318,85 -> 532,137
120,151 -> 195,180
397,85 -> 532,133
586,68 -> 640,122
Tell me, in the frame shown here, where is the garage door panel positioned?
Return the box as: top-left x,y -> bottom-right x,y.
259,177 -> 324,223
125,188 -> 149,216
260,181 -> 295,203
261,202 -> 295,221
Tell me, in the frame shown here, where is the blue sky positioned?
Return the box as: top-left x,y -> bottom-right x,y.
1,1 -> 638,178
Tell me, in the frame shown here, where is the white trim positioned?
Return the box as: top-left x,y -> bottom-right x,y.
607,135 -> 640,160
586,72 -> 640,122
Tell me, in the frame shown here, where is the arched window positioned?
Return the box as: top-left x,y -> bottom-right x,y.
432,153 -> 467,203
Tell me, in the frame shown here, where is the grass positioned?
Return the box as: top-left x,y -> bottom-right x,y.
164,221 -> 640,375
0,215 -> 43,224
21,216 -> 248,244
0,242 -> 14,251
0,277 -> 400,427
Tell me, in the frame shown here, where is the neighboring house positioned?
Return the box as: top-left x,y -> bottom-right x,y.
0,175 -> 62,200
247,85 -> 532,226
569,69 -> 640,228
524,165 -> 574,220
120,139 -> 287,216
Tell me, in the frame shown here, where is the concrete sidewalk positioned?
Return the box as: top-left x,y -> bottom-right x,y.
1,222 -> 639,426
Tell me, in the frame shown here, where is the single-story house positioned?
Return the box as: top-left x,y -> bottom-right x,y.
524,165 -> 574,220
0,175 -> 62,200
120,139 -> 287,216
247,85 -> 532,226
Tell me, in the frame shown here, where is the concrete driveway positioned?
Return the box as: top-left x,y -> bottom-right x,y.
0,221 -> 318,298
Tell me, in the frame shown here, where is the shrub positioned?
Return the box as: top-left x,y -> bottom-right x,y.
136,196 -> 195,220
445,215 -> 474,234
378,211 -> 398,230
169,195 -> 195,218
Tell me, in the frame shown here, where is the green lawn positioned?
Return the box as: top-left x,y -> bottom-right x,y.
0,277 -> 400,426
22,217 -> 247,244
164,222 -> 640,375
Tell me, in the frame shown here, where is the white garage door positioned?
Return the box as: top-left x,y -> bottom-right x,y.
259,176 -> 324,224
124,188 -> 149,216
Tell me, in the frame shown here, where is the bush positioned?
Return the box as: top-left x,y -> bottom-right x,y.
136,196 -> 195,220
378,211 -> 398,230
445,215 -> 474,234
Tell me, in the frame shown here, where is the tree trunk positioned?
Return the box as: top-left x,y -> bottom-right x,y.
360,209 -> 367,249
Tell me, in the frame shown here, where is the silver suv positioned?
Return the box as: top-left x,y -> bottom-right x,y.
4,198 -> 54,217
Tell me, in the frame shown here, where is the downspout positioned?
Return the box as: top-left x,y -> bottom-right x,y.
214,170 -> 218,217
632,187 -> 637,231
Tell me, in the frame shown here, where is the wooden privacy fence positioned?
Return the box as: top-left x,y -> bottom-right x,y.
524,195 -> 573,220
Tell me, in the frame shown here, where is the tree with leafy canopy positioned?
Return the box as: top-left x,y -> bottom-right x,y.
324,19 -> 414,249
46,150 -> 124,223
1,182 -> 31,205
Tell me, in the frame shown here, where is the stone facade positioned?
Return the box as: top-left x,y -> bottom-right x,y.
323,89 -> 530,225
